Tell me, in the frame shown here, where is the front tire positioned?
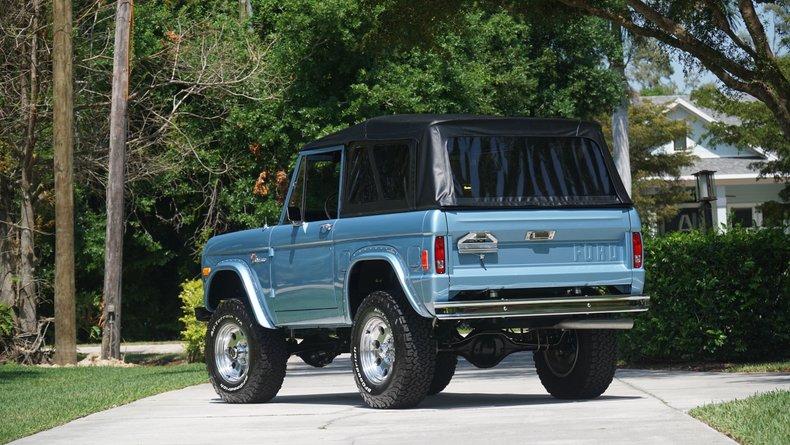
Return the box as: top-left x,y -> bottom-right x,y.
534,330 -> 617,399
206,299 -> 288,403
351,290 -> 435,409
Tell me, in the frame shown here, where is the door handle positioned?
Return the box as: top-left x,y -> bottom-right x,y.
320,223 -> 333,232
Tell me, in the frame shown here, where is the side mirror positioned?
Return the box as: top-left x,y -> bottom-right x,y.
287,206 -> 303,226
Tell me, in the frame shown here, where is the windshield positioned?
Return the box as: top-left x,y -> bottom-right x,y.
445,136 -> 621,207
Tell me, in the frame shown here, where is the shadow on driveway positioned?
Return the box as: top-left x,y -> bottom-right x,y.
209,391 -> 642,409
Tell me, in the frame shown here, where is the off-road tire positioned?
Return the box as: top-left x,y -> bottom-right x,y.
351,290 -> 436,409
206,299 -> 288,403
428,352 -> 457,395
534,330 -> 617,399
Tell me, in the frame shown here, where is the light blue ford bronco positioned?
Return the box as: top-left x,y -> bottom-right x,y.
198,115 -> 648,409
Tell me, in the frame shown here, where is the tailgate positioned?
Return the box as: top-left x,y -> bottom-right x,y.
444,208 -> 633,292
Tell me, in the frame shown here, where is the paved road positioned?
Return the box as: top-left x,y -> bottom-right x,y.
15,354 -> 790,445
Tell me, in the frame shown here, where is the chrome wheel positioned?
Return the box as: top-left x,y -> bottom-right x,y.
214,321 -> 249,384
543,331 -> 579,377
359,315 -> 395,385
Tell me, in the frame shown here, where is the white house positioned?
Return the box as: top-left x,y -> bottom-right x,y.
642,95 -> 784,233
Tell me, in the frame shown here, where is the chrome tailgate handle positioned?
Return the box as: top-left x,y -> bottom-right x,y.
458,232 -> 498,254
525,230 -> 556,241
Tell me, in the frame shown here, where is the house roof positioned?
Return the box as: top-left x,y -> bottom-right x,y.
301,114 -> 603,151
680,157 -> 765,178
641,95 -> 747,125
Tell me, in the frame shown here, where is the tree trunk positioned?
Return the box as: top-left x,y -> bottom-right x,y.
101,0 -> 133,360
0,179 -> 15,308
53,0 -> 77,365
611,25 -> 632,197
17,0 -> 41,335
239,0 -> 252,21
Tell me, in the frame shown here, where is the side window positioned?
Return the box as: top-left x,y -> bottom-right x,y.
288,151 -> 341,223
303,151 -> 342,222
345,145 -> 378,206
343,142 -> 412,217
372,143 -> 409,201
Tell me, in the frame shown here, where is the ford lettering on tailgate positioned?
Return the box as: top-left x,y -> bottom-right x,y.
573,243 -> 620,263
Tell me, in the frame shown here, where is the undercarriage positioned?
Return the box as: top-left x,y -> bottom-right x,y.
287,315 -> 632,370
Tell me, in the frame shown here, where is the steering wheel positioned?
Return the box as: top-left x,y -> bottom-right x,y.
323,193 -> 338,220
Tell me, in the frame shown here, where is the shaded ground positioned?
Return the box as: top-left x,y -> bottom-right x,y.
12,353 -> 790,445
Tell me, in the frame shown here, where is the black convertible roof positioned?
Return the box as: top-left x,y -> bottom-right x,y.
301,114 -> 605,151
299,114 -> 632,209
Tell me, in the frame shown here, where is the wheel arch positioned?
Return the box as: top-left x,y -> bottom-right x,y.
204,259 -> 276,329
344,250 -> 431,321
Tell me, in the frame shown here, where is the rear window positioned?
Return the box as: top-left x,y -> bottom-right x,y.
445,136 -> 621,207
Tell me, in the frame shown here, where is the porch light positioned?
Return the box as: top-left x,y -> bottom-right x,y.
693,170 -> 717,202
693,170 -> 717,231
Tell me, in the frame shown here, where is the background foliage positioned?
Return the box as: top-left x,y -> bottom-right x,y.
621,228 -> 790,363
2,0 -> 785,352
8,0 -> 627,342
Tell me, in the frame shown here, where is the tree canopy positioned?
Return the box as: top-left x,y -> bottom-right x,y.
555,0 -> 790,138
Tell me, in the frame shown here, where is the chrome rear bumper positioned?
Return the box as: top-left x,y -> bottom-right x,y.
433,294 -> 649,320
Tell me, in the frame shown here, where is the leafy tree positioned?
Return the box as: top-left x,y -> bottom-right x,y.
692,82 -> 790,225
627,36 -> 676,95
601,101 -> 695,227
555,1 -> 790,138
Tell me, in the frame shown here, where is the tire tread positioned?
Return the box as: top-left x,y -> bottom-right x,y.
534,330 -> 617,399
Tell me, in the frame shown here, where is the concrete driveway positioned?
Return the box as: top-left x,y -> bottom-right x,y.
15,354 -> 790,445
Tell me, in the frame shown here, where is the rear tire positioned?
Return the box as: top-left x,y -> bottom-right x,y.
351,290 -> 435,409
534,330 -> 617,399
206,299 -> 288,403
428,352 -> 457,395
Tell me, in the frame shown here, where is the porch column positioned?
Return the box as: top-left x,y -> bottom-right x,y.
714,185 -> 727,231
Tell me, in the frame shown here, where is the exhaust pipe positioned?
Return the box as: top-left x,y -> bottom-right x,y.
553,318 -> 634,330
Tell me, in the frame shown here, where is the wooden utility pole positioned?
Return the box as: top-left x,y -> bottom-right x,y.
101,0 -> 133,360
53,0 -> 76,365
611,24 -> 632,196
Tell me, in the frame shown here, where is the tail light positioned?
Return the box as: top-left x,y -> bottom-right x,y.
434,236 -> 446,274
632,232 -> 643,269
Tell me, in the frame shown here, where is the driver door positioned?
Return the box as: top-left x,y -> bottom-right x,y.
269,149 -> 342,322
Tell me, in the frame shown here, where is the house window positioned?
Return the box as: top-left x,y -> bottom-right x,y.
730,207 -> 754,228
673,134 -> 688,151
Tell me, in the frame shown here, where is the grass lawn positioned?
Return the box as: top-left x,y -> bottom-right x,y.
620,359 -> 790,373
724,360 -> 790,373
690,390 -> 789,445
0,363 -> 207,444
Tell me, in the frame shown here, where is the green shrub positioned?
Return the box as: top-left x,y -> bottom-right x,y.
621,227 -> 790,363
0,303 -> 13,360
0,303 -> 12,338
178,279 -> 206,363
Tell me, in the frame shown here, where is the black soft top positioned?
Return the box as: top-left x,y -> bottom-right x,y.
300,114 -> 632,211
302,114 -> 604,151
